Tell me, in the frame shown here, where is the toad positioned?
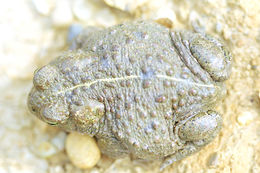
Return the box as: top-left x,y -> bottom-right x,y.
28,20 -> 232,170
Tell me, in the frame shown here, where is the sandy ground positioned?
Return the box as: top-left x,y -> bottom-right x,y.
0,0 -> 259,172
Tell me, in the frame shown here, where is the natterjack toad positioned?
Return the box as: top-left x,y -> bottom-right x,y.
28,20 -> 232,170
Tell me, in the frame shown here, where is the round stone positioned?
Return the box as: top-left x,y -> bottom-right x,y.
66,133 -> 101,169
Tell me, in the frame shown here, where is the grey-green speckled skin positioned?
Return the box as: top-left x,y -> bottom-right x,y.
27,20 -> 232,170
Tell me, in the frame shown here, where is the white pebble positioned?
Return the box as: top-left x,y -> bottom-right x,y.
104,0 -> 148,12
223,27 -> 232,40
49,165 -> 64,173
207,152 -> 219,167
154,6 -> 176,23
51,0 -> 73,27
177,6 -> 189,22
72,0 -> 94,22
65,132 -> 101,169
51,131 -> 67,151
36,141 -> 57,158
215,22 -> 223,33
31,0 -> 53,16
237,110 -> 257,126
94,9 -> 117,27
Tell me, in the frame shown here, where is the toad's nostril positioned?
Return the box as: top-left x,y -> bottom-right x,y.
33,65 -> 58,90
31,107 -> 36,112
28,103 -> 37,114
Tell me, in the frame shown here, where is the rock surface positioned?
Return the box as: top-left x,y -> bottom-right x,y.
0,0 -> 259,173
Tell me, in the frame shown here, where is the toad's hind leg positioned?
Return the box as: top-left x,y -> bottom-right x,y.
97,137 -> 129,158
160,110 -> 222,170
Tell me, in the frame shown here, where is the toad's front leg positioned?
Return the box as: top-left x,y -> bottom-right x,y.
160,110 -> 222,170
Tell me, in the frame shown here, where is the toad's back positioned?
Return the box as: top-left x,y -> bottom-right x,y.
65,21 -> 223,159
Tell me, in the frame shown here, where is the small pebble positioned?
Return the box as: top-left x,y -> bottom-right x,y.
51,0 -> 73,26
65,132 -> 101,169
236,110 -> 256,126
207,152 -> 218,167
155,7 -> 176,25
215,22 -> 223,33
31,0 -> 53,16
177,6 -> 189,22
155,18 -> 173,28
36,141 -> 57,158
51,131 -> 67,151
223,28 -> 232,40
72,0 -> 93,22
104,0 -> 149,13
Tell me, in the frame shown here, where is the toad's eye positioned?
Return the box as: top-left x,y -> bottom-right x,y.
47,122 -> 58,126
40,104 -> 69,125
